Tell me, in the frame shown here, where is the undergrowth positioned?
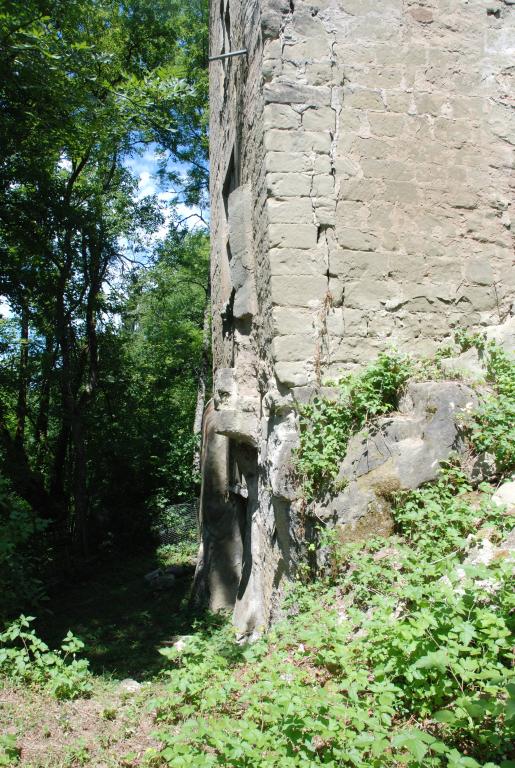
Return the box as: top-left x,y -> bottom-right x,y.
151,469 -> 514,767
151,337 -> 514,767
464,341 -> 515,476
0,615 -> 92,700
296,352 -> 412,500
1,338 -> 513,766
296,335 -> 515,500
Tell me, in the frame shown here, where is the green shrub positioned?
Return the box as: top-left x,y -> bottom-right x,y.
0,615 -> 92,700
0,734 -> 20,766
296,352 -> 412,500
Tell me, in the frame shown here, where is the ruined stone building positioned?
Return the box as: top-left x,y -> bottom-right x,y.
194,0 -> 515,637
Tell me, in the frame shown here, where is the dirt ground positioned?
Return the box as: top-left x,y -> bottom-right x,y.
0,680 -> 164,767
1,550 -> 197,766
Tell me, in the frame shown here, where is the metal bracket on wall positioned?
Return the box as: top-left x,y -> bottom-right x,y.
209,49 -> 248,62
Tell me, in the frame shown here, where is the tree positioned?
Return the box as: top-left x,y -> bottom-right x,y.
0,0 -> 209,563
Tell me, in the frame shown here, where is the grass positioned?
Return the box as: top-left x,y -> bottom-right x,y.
0,675 -> 164,767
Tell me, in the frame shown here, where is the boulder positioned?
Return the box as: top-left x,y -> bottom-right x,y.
440,315 -> 514,381
315,381 -> 477,539
118,679 -> 141,694
440,316 -> 515,382
492,480 -> 515,513
439,346 -> 485,381
470,452 -> 497,483
144,568 -> 176,590
485,315 -> 515,358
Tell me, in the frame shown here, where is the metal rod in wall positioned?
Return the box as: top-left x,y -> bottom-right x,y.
208,49 -> 248,62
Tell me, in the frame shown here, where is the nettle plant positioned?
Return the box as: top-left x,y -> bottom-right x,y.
295,352 -> 413,500
0,615 -> 91,700
450,332 -> 515,477
153,470 -> 514,768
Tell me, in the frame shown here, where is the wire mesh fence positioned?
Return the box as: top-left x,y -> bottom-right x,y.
152,500 -> 200,548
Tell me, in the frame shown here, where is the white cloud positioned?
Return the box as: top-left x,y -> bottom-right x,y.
123,144 -> 206,255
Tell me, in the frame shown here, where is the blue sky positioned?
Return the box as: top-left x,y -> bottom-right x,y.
126,144 -> 206,240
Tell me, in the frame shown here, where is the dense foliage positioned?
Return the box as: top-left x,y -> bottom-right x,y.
149,343 -> 515,767
466,342 -> 515,476
0,0 -> 209,618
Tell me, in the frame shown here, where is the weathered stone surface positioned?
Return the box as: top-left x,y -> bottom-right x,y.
261,0 -> 290,39
486,315 -> 515,356
228,185 -> 257,320
264,82 -> 332,106
269,222 -> 318,249
193,402 -> 244,612
118,679 -> 141,694
315,382 -> 477,533
440,347 -> 486,382
266,172 -> 313,197
271,306 -> 316,334
201,0 -> 515,637
265,129 -> 332,154
470,452 -> 498,484
216,409 -> 259,447
461,529 -> 515,573
271,275 -> 328,307
272,334 -> 317,363
267,198 -> 314,224
441,315 -> 515,380
492,481 -> 515,513
274,360 -> 313,387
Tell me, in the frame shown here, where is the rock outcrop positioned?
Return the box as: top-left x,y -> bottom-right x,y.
314,381 -> 477,540
441,315 -> 515,380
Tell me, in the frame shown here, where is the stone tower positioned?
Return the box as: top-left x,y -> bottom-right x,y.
195,0 -> 514,637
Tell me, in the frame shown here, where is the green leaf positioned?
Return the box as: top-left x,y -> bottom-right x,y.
433,710 -> 456,724
414,650 -> 449,672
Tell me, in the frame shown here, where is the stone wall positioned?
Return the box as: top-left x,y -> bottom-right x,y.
197,0 -> 515,637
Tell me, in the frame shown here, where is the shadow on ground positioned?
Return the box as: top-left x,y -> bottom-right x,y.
36,551 -> 195,680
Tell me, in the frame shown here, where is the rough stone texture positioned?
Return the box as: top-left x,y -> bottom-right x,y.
199,0 -> 515,636
440,315 -> 515,379
194,402 -> 244,612
314,381 -> 477,535
492,480 -> 515,513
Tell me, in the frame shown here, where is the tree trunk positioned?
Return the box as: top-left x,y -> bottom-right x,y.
35,334 -> 54,447
15,303 -> 29,446
49,420 -> 71,523
71,414 -> 89,556
0,405 -> 57,521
